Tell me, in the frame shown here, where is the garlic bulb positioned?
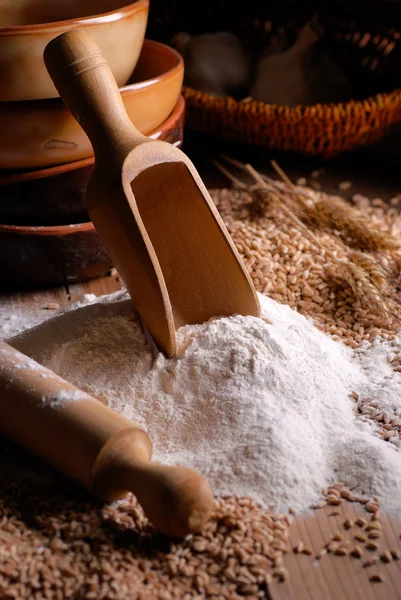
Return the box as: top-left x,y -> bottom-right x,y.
171,31 -> 249,97
258,26 -> 289,60
250,20 -> 350,107
250,21 -> 322,106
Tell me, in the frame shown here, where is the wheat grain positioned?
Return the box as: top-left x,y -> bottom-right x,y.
380,551 -> 392,563
366,542 -> 379,551
335,547 -> 349,556
370,573 -> 385,582
363,556 -> 380,567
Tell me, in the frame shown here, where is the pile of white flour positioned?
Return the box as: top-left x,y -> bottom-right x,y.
8,291 -> 401,514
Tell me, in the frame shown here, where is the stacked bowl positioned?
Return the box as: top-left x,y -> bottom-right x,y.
0,0 -> 185,288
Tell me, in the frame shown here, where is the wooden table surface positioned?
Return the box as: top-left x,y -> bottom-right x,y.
2,135 -> 401,598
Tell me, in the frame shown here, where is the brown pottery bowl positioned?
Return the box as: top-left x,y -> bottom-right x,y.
0,39 -> 184,169
0,96 -> 185,289
0,95 -> 185,225
0,221 -> 113,289
0,0 -> 149,102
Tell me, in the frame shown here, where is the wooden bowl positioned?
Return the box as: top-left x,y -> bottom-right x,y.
0,96 -> 185,227
0,40 -> 184,170
0,221 -> 113,289
0,0 -> 149,102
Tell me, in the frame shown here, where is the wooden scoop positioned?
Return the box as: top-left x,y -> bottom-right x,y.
0,340 -> 213,538
43,30 -> 260,358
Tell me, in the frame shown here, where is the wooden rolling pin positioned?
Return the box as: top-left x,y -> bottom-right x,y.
0,341 -> 213,537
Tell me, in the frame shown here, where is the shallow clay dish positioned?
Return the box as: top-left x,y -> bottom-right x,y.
0,0 -> 149,102
0,95 -> 185,225
0,39 -> 184,170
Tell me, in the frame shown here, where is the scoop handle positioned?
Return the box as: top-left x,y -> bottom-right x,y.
0,341 -> 213,537
43,29 -> 147,162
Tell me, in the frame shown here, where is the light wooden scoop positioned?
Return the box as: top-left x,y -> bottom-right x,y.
43,30 -> 260,358
0,340 -> 213,538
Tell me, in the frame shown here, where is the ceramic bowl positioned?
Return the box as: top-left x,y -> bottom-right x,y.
0,95 -> 185,226
0,0 -> 149,102
0,39 -> 184,170
0,221 -> 113,289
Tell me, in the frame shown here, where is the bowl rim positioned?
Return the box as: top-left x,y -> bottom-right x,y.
0,0 -> 148,34
0,222 -> 95,235
0,95 -> 185,185
0,39 -> 183,106
121,39 -> 183,93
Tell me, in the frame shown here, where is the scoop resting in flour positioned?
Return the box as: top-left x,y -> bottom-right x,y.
9,291 -> 401,514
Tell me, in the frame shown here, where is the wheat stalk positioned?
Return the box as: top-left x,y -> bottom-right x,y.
348,251 -> 389,292
303,195 -> 399,252
339,261 -> 390,320
214,155 -> 400,323
256,160 -> 400,253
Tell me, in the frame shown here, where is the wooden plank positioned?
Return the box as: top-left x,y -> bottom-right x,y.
379,512 -> 401,597
332,504 -> 378,600
271,512 -> 331,600
67,271 -> 123,304
0,274 -> 122,340
184,130 -> 401,203
0,285 -> 70,339
270,504 -> 401,600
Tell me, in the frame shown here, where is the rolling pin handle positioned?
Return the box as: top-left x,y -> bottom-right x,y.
92,428 -> 214,538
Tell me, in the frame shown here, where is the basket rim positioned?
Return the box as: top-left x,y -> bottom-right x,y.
182,85 -> 401,113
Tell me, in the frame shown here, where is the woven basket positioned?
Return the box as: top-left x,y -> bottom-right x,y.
147,0 -> 401,158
